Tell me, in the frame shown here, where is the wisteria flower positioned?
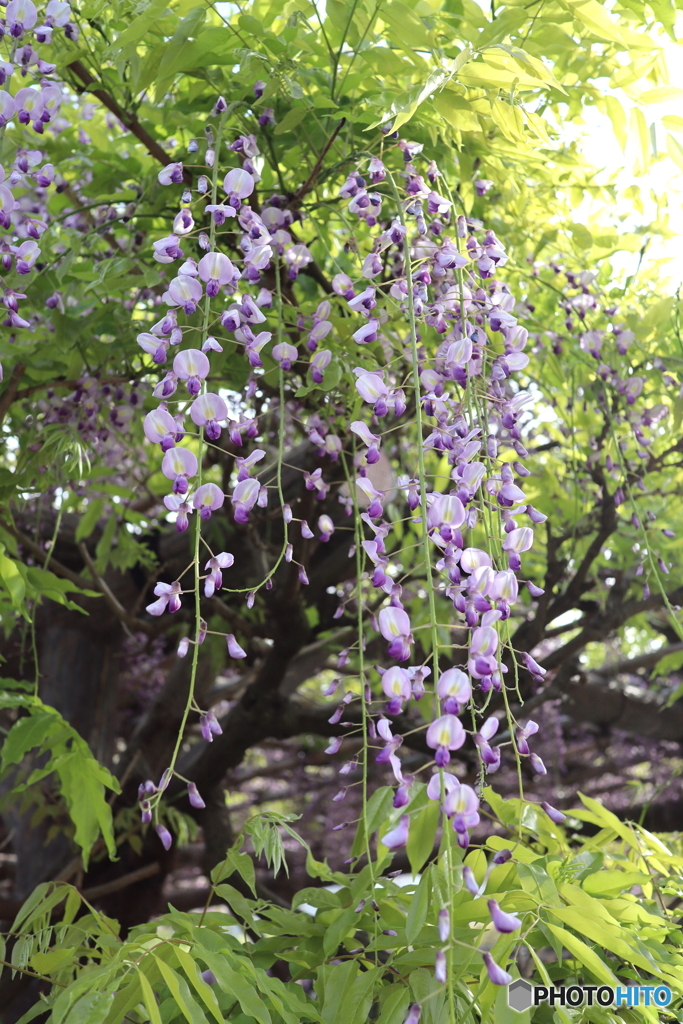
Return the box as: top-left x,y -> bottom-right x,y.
226,633 -> 247,658
173,349 -> 210,395
482,953 -> 512,986
444,781 -> 480,845
162,446 -> 197,494
190,392 -> 228,440
318,514 -> 335,542
272,342 -> 297,370
354,370 -> 390,415
144,408 -> 179,451
193,483 -> 224,520
204,551 -> 234,597
168,274 -> 203,314
516,719 -> 539,756
473,716 -> 501,771
436,667 -> 471,714
158,162 -> 183,185
381,814 -> 409,850
381,665 -> 412,714
164,494 -> 192,532
231,478 -> 260,523
311,349 -> 332,383
426,714 -> 465,766
146,580 -> 182,616
350,421 -> 381,464
378,606 -> 413,661
173,209 -> 194,235
198,252 -> 234,297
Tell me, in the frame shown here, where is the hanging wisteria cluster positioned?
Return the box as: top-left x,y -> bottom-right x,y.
117,83 -> 580,992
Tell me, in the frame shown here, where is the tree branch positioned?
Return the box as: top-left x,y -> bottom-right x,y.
0,363 -> 26,426
67,61 -> 189,180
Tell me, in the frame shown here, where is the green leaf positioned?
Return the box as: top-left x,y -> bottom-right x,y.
545,923 -> 618,985
273,108 -> 309,135
154,957 -> 208,1024
407,799 -> 439,874
173,946 -> 227,1024
376,985 -> 411,1024
1,710 -> 58,769
107,0 -> 170,55
558,0 -> 625,43
197,951 -> 272,1024
582,869 -> 651,895
379,1 -> 433,49
352,786 -> 394,856
405,869 -> 431,944
0,552 -> 26,607
433,92 -> 482,133
75,499 -> 103,542
367,69 -> 450,132
138,969 -> 163,1024
30,947 -> 75,974
63,992 -> 115,1024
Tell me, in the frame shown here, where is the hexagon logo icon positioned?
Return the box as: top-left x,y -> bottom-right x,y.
508,979 -> 533,1013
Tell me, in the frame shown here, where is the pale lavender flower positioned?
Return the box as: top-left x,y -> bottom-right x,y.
426,714 -> 466,766
272,341 -> 298,370
541,801 -> 566,823
378,606 -> 413,662
200,711 -> 222,742
223,167 -> 255,204
530,752 -> 547,775
403,1004 -> 421,1024
318,515 -> 335,541
188,782 -> 205,809
231,478 -> 260,523
444,782 -> 479,846
226,634 -> 247,658
381,665 -> 412,714
473,716 -> 501,771
435,950 -> 446,984
381,814 -> 410,849
356,477 -> 384,518
193,483 -> 224,520
158,162 -> 183,185
332,272 -> 354,299
137,332 -> 168,363
436,667 -> 471,713
144,408 -> 178,451
311,349 -> 332,383
350,420 -> 381,464
352,319 -> 380,345
198,252 -> 234,297
155,824 -> 173,850
177,637 -> 190,658
164,494 -> 192,532
515,720 -> 539,756
488,899 -> 521,933
162,446 -> 198,494
482,953 -> 511,986
438,908 -> 450,942
462,865 -> 479,896
146,580 -> 182,616
152,233 -> 183,264
190,392 -> 228,439
173,348 -> 210,394
168,274 -> 202,314
204,551 -> 234,597
173,209 -> 194,235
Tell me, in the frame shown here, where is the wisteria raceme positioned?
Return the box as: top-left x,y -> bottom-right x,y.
50,75 -> 637,1000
